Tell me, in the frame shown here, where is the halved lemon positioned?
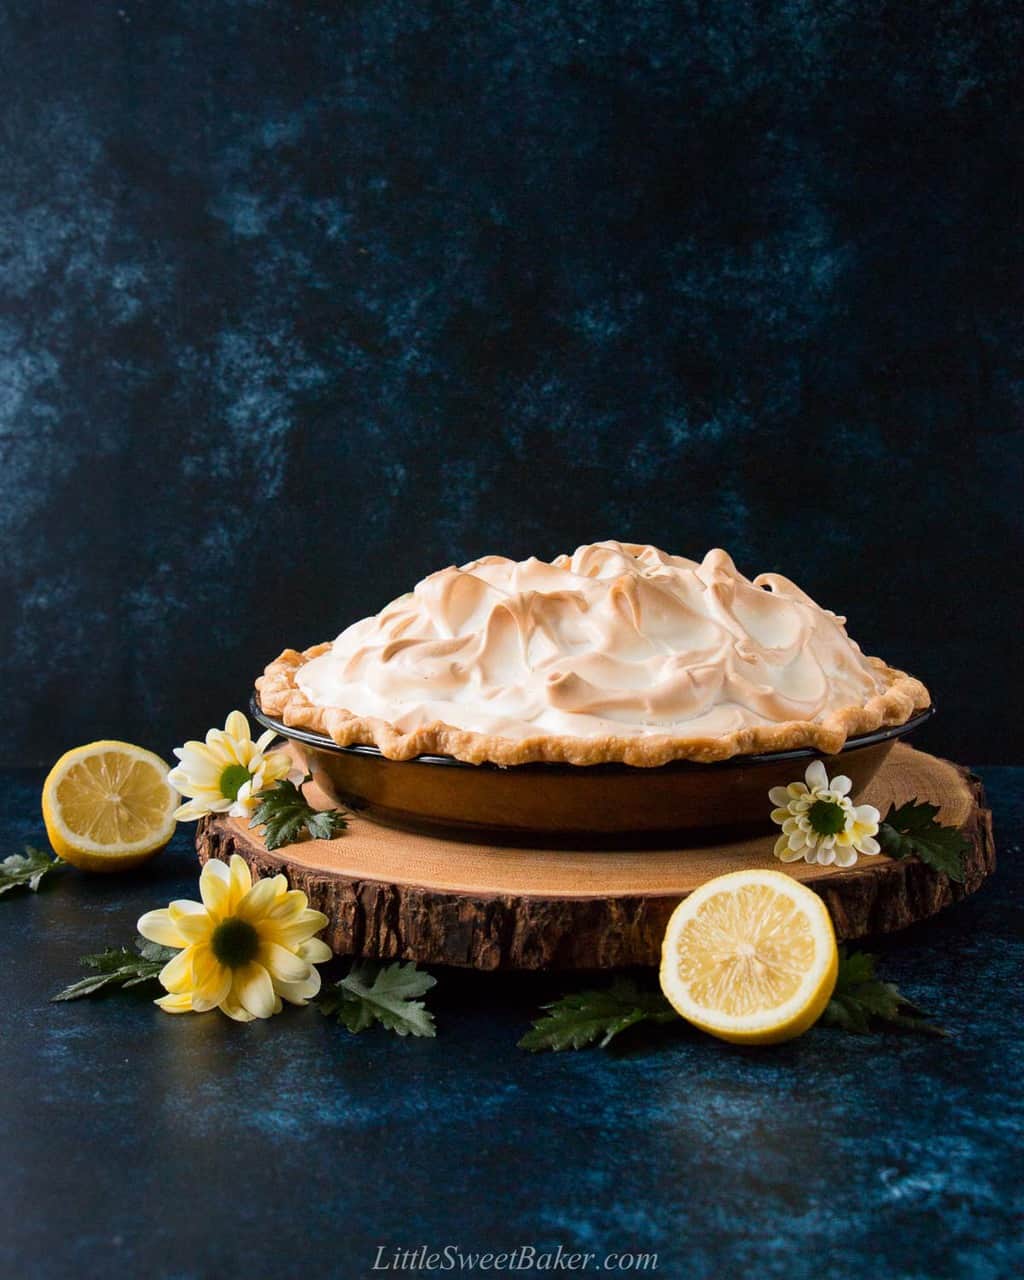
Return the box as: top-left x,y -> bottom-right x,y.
659,869 -> 838,1045
42,741 -> 178,873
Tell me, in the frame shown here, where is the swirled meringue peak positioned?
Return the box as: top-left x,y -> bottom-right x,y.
295,542 -> 903,748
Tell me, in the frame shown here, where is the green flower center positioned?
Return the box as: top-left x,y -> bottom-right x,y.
210,917 -> 260,968
807,798 -> 847,836
219,763 -> 253,801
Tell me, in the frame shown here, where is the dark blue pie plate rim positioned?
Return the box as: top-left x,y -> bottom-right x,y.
249,695 -> 934,775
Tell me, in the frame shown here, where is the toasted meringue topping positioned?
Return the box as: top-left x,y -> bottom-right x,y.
295,542 -> 894,743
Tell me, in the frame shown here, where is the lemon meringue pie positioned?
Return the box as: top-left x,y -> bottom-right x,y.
256,542 -> 930,767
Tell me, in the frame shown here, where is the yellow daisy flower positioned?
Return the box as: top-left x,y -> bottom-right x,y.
137,854 -> 332,1021
168,710 -> 293,821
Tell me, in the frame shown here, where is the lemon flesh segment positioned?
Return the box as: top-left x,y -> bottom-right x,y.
659,870 -> 838,1045
42,741 -> 178,873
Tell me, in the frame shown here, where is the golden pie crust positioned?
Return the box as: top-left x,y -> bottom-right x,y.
256,645 -> 931,767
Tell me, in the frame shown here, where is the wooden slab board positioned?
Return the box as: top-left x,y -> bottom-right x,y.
195,744 -> 995,970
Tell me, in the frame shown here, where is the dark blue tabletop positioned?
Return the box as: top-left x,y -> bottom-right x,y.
1,767 -> 1020,1280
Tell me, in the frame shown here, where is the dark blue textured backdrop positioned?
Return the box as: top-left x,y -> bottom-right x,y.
2,0 -> 1021,765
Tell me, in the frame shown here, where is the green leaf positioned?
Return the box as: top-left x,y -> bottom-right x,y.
519,977 -> 678,1052
249,775 -> 349,851
51,936 -> 176,1002
877,799 -> 968,882
317,960 -> 437,1038
0,846 -> 66,897
820,948 -> 946,1037
136,938 -> 179,965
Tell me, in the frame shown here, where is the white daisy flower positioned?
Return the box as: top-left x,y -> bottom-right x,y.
168,710 -> 295,822
769,759 -> 881,869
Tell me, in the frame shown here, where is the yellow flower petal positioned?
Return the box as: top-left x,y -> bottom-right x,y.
265,890 -> 313,921
138,908 -> 188,950
190,948 -> 233,1012
275,969 -> 322,1005
297,937 -> 332,964
171,910 -> 216,945
228,854 -> 252,909
189,942 -> 220,987
159,946 -> 196,995
224,710 -> 251,742
236,874 -> 288,922
169,754 -> 223,790
206,730 -> 248,770
262,749 -> 292,780
168,898 -> 207,919
233,963 -> 277,1019
155,992 -> 194,1014
266,910 -> 330,948
258,941 -> 311,984
219,995 -> 256,1023
199,860 -> 232,915
852,804 -> 880,829
173,797 -> 220,822
174,740 -> 227,771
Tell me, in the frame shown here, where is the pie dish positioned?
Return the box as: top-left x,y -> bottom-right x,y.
255,542 -> 930,768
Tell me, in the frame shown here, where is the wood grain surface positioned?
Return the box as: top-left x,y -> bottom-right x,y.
195,744 -> 994,970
